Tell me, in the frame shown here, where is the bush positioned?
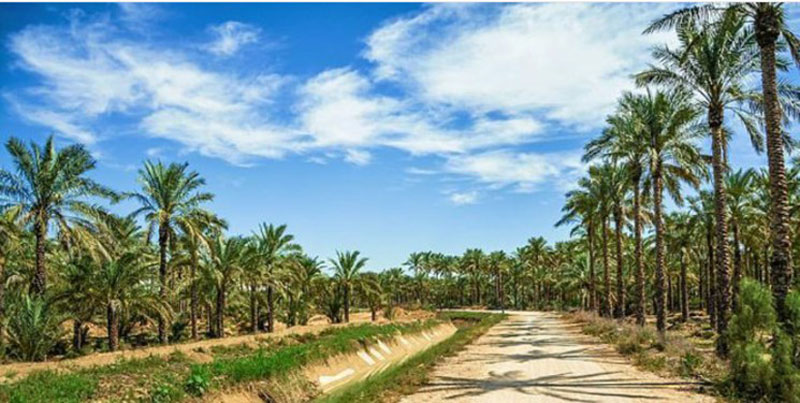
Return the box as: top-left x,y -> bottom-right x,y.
6,296 -> 65,362
184,365 -> 211,396
728,280 -> 777,399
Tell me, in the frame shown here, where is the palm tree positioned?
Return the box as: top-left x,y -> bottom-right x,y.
666,212 -> 693,322
595,163 -> 629,318
179,211 -> 226,339
629,89 -> 705,335
253,223 -> 298,332
585,94 -> 649,325
637,13 -> 760,349
726,169 -> 756,309
557,187 -> 599,313
88,215 -> 165,351
0,207 -> 21,346
206,235 -> 247,338
648,3 -> 800,325
330,250 -> 368,323
0,136 -> 115,295
128,161 -> 213,343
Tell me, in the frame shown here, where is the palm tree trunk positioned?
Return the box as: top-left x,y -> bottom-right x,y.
344,285 -> 351,323
157,224 -> 169,344
632,174 -> 645,326
732,222 -> 742,311
601,218 -> 611,317
588,222 -> 597,312
250,284 -> 258,333
756,7 -> 794,326
710,113 -> 732,356
216,284 -> 225,338
680,248 -> 689,322
32,217 -> 47,295
190,247 -> 198,340
107,303 -> 119,352
72,320 -> 83,351
266,280 -> 274,333
614,207 -> 625,318
707,225 -> 716,328
653,161 -> 667,335
0,260 -> 5,348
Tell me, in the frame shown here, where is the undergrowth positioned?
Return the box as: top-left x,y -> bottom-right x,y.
0,320 -> 438,402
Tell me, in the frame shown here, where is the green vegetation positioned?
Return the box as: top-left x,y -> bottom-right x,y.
0,320 -> 439,402
318,312 -> 505,403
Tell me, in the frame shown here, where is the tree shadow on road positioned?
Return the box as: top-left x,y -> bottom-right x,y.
420,370 -> 707,402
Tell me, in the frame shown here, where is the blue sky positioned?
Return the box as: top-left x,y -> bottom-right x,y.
0,3 -> 795,270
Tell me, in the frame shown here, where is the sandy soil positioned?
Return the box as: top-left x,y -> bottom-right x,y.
0,310 -> 432,383
402,311 -> 714,403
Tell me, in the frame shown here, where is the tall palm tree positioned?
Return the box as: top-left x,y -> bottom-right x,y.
330,250 -> 368,323
253,223 -> 298,332
629,89 -> 705,335
585,94 -> 649,325
128,160 -> 213,343
0,136 -> 115,295
638,13 -> 760,349
596,163 -> 629,318
648,3 -> 800,325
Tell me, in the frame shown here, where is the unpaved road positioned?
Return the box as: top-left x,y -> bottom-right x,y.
403,311 -> 713,402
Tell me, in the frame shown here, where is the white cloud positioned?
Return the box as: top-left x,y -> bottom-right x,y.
365,3 -> 676,128
344,149 -> 372,166
449,190 -> 478,205
206,21 -> 260,57
444,150 -> 586,193
6,3 -> 671,198
297,67 -> 543,156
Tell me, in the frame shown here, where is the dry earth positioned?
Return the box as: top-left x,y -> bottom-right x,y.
402,311 -> 714,403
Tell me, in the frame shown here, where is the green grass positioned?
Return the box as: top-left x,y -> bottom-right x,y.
317,311 -> 506,403
0,320 -> 439,403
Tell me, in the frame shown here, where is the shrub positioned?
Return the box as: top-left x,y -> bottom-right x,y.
6,296 -> 65,362
184,365 -> 211,396
728,280 -> 777,399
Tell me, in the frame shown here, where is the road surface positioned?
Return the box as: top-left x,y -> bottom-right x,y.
402,311 -> 713,402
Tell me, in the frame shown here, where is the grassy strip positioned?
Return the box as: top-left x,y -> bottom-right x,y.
564,311 -> 725,394
0,320 -> 439,403
317,311 -> 506,403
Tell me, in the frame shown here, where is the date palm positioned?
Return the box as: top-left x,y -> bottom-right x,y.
585,93 -> 648,325
648,4 -> 800,324
330,250 -> 368,323
205,235 -> 248,338
637,13 -> 760,348
0,136 -> 115,295
128,160 -> 214,343
630,88 -> 705,335
253,223 -> 298,332
726,169 -> 756,309
557,185 -> 600,313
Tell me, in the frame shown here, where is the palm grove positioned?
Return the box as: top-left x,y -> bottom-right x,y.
2,2 -> 800,400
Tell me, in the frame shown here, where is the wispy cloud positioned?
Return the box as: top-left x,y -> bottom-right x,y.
448,190 -> 479,205
5,3 -> 674,201
365,3 -> 676,128
444,150 -> 586,193
206,21 -> 261,57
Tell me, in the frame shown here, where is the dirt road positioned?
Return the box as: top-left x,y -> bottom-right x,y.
402,311 -> 713,402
